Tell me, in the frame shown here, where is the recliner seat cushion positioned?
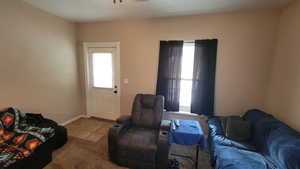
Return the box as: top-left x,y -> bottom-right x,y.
117,127 -> 158,163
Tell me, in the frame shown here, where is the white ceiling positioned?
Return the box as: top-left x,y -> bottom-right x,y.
22,0 -> 291,22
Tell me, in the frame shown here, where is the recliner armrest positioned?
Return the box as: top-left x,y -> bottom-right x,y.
108,122 -> 130,162
116,115 -> 131,125
156,120 -> 171,169
157,129 -> 170,169
108,123 -> 129,139
158,130 -> 169,145
160,120 -> 171,131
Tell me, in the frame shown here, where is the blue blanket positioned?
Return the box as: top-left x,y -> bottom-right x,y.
169,119 -> 206,149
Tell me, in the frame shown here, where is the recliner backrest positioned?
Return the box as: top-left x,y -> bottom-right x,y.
131,94 -> 164,129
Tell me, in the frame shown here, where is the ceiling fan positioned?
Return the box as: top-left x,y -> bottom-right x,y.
113,0 -> 149,4
113,0 -> 122,4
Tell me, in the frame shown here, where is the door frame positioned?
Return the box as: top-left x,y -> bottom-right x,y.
82,42 -> 121,120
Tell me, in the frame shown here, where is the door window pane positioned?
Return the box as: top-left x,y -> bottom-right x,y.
92,53 -> 113,88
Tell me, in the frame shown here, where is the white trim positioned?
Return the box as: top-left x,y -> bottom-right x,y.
83,42 -> 120,48
179,106 -> 191,113
88,112 -> 119,121
184,41 -> 195,45
165,111 -> 204,117
60,114 -> 88,126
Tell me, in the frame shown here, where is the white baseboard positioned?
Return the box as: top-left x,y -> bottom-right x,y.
60,114 -> 89,126
87,112 -> 119,121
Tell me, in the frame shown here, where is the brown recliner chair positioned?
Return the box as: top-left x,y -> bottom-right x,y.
108,94 -> 170,169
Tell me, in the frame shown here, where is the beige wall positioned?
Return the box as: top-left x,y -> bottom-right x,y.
77,10 -> 280,116
0,0 -> 83,123
2,0 -> 299,130
265,0 -> 300,131
2,0 -> 299,129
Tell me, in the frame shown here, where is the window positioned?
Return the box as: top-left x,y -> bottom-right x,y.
179,43 -> 195,112
92,52 -> 114,88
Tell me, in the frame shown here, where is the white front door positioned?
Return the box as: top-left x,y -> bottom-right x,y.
84,43 -> 120,120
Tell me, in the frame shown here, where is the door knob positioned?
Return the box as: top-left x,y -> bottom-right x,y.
114,90 -> 118,94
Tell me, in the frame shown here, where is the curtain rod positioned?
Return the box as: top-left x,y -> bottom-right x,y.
184,40 -> 195,43
184,41 -> 195,44
161,40 -> 195,43
162,39 -> 216,43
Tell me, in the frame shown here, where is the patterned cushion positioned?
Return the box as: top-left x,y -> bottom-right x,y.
0,108 -> 55,168
0,108 -> 17,131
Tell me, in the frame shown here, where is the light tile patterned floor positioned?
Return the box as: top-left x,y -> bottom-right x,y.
45,115 -> 211,169
66,118 -> 112,142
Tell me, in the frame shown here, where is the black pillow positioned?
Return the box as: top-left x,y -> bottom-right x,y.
224,116 -> 251,141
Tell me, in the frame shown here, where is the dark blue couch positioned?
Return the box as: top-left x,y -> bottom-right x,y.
207,109 -> 300,169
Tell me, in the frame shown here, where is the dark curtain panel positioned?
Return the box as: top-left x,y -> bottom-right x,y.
191,39 -> 218,116
156,41 -> 184,111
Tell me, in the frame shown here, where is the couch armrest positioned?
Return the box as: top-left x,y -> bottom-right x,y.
108,122 -> 129,162
213,135 -> 256,151
116,115 -> 131,125
156,123 -> 170,169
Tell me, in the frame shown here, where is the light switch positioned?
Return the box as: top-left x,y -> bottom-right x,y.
124,78 -> 129,84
